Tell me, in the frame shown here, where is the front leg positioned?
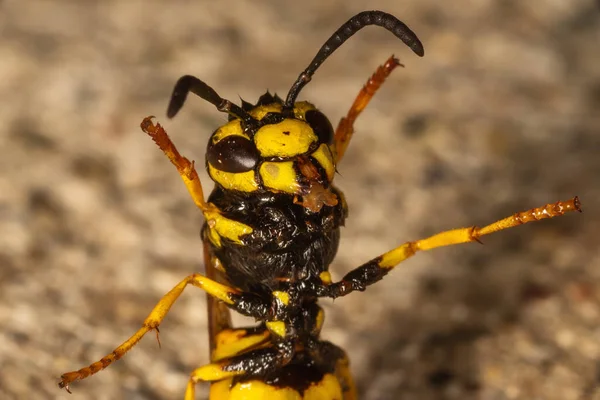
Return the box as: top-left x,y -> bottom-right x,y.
333,55 -> 403,163
324,197 -> 581,298
140,116 -> 210,212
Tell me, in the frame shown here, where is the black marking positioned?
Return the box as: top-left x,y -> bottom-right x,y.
305,109 -> 334,145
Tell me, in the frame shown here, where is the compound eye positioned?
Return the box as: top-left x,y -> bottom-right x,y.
207,136 -> 259,173
304,109 -> 334,145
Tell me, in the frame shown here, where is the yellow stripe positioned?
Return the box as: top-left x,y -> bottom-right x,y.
272,290 -> 290,306
212,379 -> 302,400
211,120 -> 249,143
304,374 -> 344,400
314,308 -> 325,334
211,329 -> 270,361
204,210 -> 253,246
193,276 -> 236,305
208,164 -> 259,193
266,321 -> 287,338
311,144 -> 335,182
249,104 -> 283,120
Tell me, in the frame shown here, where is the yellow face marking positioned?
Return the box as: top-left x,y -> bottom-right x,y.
272,290 -> 290,306
266,321 -> 287,338
254,119 -> 317,158
310,144 -> 336,182
259,161 -> 300,194
210,375 -> 344,400
208,164 -> 259,192
204,210 -> 253,248
211,119 -> 249,143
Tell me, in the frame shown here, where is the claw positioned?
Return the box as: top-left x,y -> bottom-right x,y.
155,327 -> 162,349
58,379 -> 72,394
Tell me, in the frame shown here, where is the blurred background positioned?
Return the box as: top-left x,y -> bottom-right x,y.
1,1 -> 599,399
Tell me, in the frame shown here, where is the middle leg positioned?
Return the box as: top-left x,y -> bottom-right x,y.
324,197 -> 581,298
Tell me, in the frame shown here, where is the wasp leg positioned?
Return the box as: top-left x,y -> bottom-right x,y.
184,340 -> 294,400
333,55 -> 402,163
59,274 -> 270,392
326,197 -> 581,297
140,116 -> 210,212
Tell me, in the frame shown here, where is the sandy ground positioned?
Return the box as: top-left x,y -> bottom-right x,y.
1,1 -> 599,399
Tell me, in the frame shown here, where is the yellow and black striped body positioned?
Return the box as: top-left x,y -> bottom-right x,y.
201,93 -> 353,398
58,10 -> 578,400
208,326 -> 354,400
203,100 -> 347,288
202,92 -> 347,298
208,360 -> 348,400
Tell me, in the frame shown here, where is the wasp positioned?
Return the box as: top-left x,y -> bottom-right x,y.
59,10 -> 581,400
